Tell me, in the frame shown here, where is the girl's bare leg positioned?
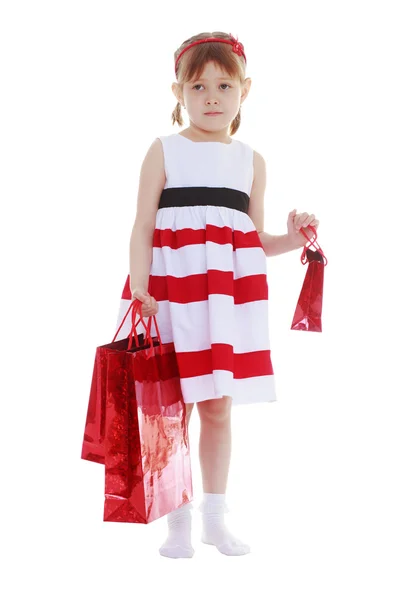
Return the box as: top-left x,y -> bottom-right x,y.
197,396 -> 232,493
197,395 -> 250,556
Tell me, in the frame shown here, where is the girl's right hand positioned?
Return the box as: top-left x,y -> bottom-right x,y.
131,288 -> 159,318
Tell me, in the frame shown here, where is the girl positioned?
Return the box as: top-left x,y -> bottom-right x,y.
116,31 -> 319,558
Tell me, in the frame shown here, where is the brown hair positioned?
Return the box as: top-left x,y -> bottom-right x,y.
171,32 -> 247,136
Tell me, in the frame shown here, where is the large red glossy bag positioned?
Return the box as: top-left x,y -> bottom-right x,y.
81,299 -> 193,523
291,226 -> 328,332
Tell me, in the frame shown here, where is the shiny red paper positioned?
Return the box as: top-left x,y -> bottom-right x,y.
81,300 -> 193,523
291,226 -> 328,333
81,332 -> 145,464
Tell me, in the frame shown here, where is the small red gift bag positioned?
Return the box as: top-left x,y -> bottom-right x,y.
291,226 -> 328,332
90,299 -> 193,524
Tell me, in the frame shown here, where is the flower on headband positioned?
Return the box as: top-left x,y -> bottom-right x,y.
232,41 -> 244,56
229,34 -> 244,57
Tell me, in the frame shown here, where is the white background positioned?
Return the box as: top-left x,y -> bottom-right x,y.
2,1 -> 407,598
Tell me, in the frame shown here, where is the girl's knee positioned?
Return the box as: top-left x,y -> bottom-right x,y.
197,395 -> 232,422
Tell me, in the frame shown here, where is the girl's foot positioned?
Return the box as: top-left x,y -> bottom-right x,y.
159,502 -> 195,559
199,493 -> 251,556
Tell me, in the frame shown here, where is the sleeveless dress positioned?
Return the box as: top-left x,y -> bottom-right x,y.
115,133 -> 277,407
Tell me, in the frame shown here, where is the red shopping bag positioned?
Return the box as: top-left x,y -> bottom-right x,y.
291,226 -> 328,332
103,300 -> 193,523
81,299 -> 193,523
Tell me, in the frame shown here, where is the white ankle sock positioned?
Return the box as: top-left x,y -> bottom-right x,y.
159,502 -> 194,559
199,493 -> 251,556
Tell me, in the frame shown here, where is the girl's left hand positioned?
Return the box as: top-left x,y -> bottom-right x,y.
287,209 -> 320,248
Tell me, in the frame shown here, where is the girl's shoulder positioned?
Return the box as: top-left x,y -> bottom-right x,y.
156,133 -> 254,149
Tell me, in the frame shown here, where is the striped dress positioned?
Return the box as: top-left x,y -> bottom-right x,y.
115,133 -> 277,407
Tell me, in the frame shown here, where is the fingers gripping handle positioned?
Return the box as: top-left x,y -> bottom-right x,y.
299,225 -> 328,266
111,298 -> 163,354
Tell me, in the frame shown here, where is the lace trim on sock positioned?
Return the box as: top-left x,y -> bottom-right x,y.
198,502 -> 230,514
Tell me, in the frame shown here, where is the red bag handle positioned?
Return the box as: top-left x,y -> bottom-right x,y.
299,225 -> 328,266
112,298 -> 163,354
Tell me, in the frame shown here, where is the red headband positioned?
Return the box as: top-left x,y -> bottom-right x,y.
174,34 -> 246,75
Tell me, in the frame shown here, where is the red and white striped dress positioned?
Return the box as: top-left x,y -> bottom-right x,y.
115,133 -> 276,407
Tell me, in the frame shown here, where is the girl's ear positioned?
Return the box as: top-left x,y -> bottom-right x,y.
171,82 -> 183,106
240,77 -> 252,104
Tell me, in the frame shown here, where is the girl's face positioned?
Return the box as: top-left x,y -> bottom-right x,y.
175,61 -> 251,134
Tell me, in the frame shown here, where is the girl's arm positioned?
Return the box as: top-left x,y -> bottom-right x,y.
258,231 -> 303,257
249,151 -> 303,257
129,138 -> 166,294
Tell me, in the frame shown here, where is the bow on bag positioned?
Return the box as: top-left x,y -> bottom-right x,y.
291,225 -> 328,332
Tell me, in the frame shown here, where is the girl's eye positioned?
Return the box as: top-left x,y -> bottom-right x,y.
192,83 -> 231,91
